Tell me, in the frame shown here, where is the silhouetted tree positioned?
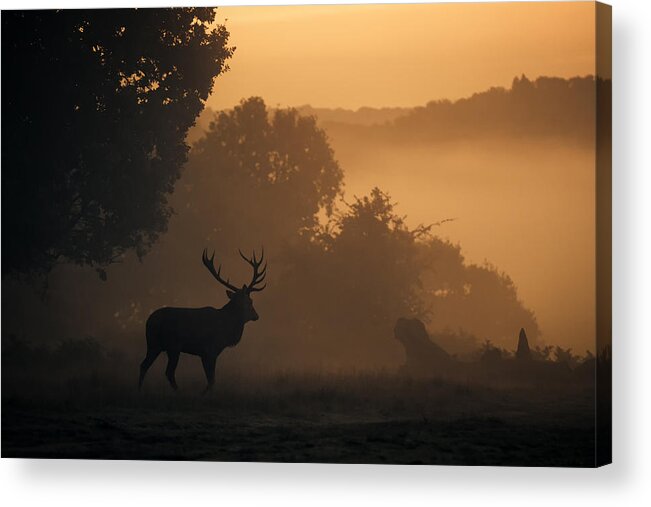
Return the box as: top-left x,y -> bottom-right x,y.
267,187 -> 541,368
2,9 -> 233,278
180,96 -> 344,247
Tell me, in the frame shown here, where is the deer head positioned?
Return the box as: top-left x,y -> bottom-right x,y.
202,248 -> 267,322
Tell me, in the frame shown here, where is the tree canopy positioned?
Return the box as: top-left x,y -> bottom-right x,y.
183,96 -> 344,247
261,188 -> 540,369
1,9 -> 233,278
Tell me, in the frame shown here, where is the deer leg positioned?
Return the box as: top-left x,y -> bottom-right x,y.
165,351 -> 180,390
201,355 -> 217,394
139,348 -> 161,389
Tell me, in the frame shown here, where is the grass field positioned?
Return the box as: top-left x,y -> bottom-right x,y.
2,365 -> 596,466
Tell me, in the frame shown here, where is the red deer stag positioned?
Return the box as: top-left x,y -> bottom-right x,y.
139,248 -> 267,392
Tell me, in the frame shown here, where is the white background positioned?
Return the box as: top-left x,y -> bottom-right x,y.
1,0 -> 650,505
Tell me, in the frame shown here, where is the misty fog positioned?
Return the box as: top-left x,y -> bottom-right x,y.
3,78 -> 600,372
328,135 -> 596,355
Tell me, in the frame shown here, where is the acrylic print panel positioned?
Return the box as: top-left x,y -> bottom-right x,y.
1,2 -> 611,466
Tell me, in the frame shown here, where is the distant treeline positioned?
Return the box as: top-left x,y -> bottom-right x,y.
309,75 -> 607,146
296,105 -> 411,127
193,75 -> 609,147
390,75 -> 605,144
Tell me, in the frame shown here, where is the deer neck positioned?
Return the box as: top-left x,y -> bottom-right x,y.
221,300 -> 246,345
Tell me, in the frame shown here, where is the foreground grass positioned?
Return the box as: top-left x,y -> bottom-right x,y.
2,368 -> 596,466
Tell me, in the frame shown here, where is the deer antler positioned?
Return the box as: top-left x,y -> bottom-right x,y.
202,249 -> 239,292
238,247 -> 267,293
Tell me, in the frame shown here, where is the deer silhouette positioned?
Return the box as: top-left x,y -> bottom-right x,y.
139,248 -> 267,392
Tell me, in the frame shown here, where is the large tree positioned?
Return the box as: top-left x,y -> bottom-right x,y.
179,96 -> 344,249
263,188 -> 540,369
1,9 -> 233,277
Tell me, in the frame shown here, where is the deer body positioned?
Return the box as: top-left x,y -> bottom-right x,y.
139,248 -> 266,392
148,305 -> 245,354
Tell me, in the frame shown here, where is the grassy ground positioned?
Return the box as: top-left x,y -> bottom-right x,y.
2,367 -> 596,466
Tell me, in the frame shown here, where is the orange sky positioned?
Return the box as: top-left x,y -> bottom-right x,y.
208,2 -> 596,110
